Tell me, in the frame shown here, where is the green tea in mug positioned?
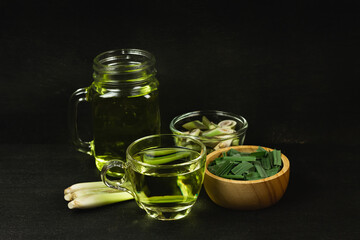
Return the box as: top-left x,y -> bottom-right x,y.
69,49 -> 161,175
131,147 -> 204,213
101,135 -> 207,221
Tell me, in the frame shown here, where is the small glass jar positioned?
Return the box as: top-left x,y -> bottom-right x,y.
170,110 -> 248,153
69,49 -> 161,173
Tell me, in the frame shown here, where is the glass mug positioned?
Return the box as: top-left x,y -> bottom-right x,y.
69,49 -> 161,175
101,134 -> 207,221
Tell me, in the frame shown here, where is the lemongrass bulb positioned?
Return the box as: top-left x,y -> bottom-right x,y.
67,192 -> 134,209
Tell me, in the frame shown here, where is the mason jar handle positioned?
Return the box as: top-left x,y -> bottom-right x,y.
101,160 -> 133,195
68,88 -> 92,155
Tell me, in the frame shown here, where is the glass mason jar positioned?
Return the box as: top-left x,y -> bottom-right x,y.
69,49 -> 161,174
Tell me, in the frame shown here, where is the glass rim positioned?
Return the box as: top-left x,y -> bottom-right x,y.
126,134 -> 207,168
93,49 -> 156,73
169,110 -> 248,140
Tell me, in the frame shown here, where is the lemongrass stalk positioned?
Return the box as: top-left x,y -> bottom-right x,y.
140,148 -> 178,157
64,181 -> 107,194
67,192 -> 134,209
182,120 -> 207,130
144,151 -> 191,165
64,187 -> 120,201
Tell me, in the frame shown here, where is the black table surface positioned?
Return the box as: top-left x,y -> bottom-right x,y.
1,1 -> 360,239
1,143 -> 358,239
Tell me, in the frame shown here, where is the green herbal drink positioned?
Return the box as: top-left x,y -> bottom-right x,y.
90,89 -> 160,172
69,49 -> 161,175
130,147 -> 205,220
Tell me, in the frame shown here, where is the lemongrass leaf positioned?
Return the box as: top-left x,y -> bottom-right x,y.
231,162 -> 254,175
261,156 -> 272,170
215,160 -> 235,176
226,148 -> 242,156
143,151 -> 191,165
221,174 -> 245,180
222,156 -> 256,162
245,171 -> 262,180
273,149 -> 282,166
266,166 -> 281,177
254,161 -> 268,178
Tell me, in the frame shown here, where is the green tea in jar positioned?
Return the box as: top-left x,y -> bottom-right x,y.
69,49 -> 161,174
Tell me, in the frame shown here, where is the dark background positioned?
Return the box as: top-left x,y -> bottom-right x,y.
1,0 -> 359,239
1,0 -> 359,146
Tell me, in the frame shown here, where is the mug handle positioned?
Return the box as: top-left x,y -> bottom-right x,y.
101,160 -> 133,195
68,88 -> 92,155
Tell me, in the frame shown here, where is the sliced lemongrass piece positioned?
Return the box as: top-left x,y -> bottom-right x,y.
202,139 -> 220,148
67,191 -> 134,209
218,120 -> 237,129
189,128 -> 201,137
202,128 -> 234,137
214,134 -> 235,139
64,181 -> 107,194
214,139 -> 233,150
182,120 -> 207,130
202,116 -> 217,129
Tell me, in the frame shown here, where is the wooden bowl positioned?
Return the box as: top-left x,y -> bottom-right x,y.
204,145 -> 290,210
